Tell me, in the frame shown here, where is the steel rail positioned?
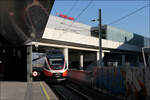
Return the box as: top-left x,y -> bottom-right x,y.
64,84 -> 93,100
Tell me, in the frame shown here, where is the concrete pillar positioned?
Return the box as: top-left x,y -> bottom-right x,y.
122,55 -> 125,66
102,52 -> 104,66
80,54 -> 84,70
27,45 -> 32,82
97,51 -> 99,61
64,48 -> 68,68
102,52 -> 104,58
97,51 -> 104,66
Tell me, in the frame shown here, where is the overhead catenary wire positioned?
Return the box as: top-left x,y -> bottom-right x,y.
55,0 -> 93,34
57,0 -> 79,32
53,1 -> 150,36
108,3 -> 150,25
60,0 -> 79,23
55,0 -> 94,35
56,3 -> 150,42
70,0 -> 94,26
66,0 -> 79,15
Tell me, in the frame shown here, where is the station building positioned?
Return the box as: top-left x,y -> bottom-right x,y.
31,15 -> 150,70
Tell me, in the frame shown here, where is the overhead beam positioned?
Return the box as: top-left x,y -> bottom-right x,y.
31,42 -> 99,52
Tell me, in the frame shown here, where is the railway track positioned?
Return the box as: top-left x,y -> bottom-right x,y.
46,81 -> 123,100
49,83 -> 92,100
66,82 -> 122,100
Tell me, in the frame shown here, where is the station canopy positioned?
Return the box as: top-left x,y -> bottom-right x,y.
0,0 -> 55,46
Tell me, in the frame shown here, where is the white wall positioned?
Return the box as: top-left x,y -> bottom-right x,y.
46,15 -> 91,36
43,28 -> 141,52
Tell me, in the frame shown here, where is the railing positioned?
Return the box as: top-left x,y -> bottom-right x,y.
68,67 -> 150,100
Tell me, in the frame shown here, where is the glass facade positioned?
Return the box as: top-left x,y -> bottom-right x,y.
106,25 -> 133,43
91,25 -> 150,47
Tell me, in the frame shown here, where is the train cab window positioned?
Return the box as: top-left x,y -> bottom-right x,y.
48,58 -> 64,70
49,58 -> 64,66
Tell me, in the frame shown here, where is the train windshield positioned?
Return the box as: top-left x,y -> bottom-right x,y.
49,58 -> 64,66
48,58 -> 64,70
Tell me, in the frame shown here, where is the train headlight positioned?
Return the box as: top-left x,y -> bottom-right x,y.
62,71 -> 67,77
32,71 -> 38,77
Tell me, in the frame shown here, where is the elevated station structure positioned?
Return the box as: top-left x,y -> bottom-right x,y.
0,1 -> 149,81
30,15 -> 150,71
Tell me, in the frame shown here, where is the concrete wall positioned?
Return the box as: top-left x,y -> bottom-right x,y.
42,28 -> 140,52
46,15 -> 91,36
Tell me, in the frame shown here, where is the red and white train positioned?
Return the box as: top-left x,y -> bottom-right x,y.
32,50 -> 68,81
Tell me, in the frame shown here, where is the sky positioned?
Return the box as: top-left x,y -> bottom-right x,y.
50,0 -> 150,37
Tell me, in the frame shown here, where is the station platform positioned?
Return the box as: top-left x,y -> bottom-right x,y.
0,81 -> 58,100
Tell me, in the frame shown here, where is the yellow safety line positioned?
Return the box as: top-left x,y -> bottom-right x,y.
40,82 -> 50,100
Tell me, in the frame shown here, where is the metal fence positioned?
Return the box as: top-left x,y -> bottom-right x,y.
93,67 -> 150,100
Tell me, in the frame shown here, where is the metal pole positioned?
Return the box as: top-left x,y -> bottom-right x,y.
99,9 -> 102,67
142,48 -> 147,67
27,45 -> 32,82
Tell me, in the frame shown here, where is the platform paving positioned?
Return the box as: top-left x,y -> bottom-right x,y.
0,81 -> 58,100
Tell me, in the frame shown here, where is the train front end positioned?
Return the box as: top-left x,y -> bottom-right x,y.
43,54 -> 68,81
